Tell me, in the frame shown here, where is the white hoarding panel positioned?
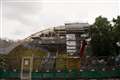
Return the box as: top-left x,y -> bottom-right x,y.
66,34 -> 77,55
67,50 -> 76,53
66,41 -> 76,46
67,46 -> 76,49
66,34 -> 76,40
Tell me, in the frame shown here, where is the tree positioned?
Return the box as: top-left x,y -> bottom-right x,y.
113,16 -> 120,41
90,16 -> 114,56
0,55 -> 7,69
112,16 -> 120,55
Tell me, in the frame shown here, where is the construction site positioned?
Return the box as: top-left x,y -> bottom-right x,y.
0,23 -> 120,80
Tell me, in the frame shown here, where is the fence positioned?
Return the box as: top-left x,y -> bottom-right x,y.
0,56 -> 120,79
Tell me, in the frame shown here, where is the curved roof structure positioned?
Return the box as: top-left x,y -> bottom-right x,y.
25,22 -> 89,40
0,23 -> 90,54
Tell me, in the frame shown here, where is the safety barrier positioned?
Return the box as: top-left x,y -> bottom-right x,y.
0,68 -> 120,79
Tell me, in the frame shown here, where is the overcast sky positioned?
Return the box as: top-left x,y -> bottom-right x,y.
0,0 -> 120,40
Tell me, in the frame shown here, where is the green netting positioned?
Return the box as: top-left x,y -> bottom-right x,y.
0,71 -> 19,78
0,69 -> 120,79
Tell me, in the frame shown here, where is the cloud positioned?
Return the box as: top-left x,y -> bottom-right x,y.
2,0 -> 42,24
2,0 -> 43,40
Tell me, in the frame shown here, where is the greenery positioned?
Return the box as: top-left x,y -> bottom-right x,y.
0,54 -> 7,69
90,16 -> 120,56
6,45 -> 47,70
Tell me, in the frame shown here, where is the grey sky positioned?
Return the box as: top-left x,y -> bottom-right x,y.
0,0 -> 120,40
